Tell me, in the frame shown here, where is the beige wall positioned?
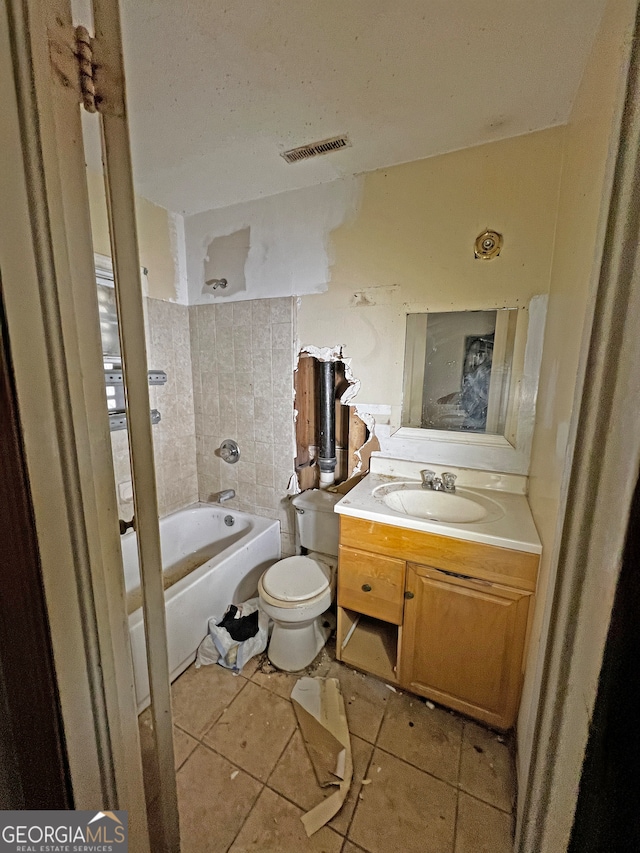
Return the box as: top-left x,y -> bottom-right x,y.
86,169 -> 179,302
517,0 -> 636,808
297,128 -> 565,415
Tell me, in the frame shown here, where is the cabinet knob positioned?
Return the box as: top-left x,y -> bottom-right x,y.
361,583 -> 372,592
404,591 -> 415,599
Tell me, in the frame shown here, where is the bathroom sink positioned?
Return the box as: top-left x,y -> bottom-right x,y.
372,483 -> 503,524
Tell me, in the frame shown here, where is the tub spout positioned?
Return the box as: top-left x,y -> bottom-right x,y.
213,489 -> 235,503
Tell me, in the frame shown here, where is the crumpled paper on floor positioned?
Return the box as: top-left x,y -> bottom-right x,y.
290,676 -> 353,837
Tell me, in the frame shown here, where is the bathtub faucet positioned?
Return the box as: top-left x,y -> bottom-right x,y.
119,516 -> 135,535
213,489 -> 235,503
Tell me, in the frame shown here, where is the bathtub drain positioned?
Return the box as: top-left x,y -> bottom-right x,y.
224,515 -> 235,527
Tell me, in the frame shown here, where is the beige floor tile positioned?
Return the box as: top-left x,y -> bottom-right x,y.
348,748 -> 457,853
138,711 -> 199,802
454,792 -> 514,853
174,726 -> 198,769
228,787 -> 343,853
459,722 -> 514,813
251,664 -> 302,700
377,692 -> 463,784
204,681 -> 297,781
327,663 -> 390,743
267,730 -> 373,835
171,663 -> 247,738
341,844 -> 367,853
239,655 -> 261,680
177,744 -> 262,853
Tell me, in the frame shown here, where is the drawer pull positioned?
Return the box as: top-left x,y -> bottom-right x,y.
404,591 -> 415,600
361,583 -> 372,592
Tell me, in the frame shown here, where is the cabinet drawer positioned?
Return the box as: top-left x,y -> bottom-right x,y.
338,545 -> 405,624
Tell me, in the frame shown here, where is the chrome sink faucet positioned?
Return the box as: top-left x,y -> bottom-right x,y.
420,470 -> 457,493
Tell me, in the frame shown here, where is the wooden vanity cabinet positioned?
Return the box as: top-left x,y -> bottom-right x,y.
401,563 -> 531,729
336,516 -> 538,730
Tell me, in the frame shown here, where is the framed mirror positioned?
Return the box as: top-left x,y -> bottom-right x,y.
386,296 -> 547,475
402,308 -> 518,436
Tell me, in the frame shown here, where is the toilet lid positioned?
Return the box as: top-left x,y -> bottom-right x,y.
263,556 -> 330,602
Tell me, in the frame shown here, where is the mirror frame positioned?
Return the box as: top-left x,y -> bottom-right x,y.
378,295 -> 548,475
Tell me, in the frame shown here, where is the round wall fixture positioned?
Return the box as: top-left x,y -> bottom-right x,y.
220,438 -> 240,464
474,230 -> 503,260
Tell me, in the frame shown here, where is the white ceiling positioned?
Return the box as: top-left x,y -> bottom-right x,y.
82,0 -> 606,215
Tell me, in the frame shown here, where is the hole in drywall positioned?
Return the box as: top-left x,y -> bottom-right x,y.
202,227 -> 250,297
294,350 -> 379,492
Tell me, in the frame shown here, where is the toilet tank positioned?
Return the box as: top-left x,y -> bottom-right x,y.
291,489 -> 341,557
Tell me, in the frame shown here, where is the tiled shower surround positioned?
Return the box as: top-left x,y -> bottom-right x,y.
189,297 -> 297,557
111,297 -> 198,519
111,296 -> 296,556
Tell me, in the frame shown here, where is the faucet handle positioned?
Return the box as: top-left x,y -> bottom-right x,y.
442,472 -> 457,491
420,469 -> 436,486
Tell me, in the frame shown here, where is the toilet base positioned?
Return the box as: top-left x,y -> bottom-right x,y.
267,613 -> 332,672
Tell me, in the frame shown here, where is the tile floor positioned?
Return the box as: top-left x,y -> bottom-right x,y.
140,649 -> 516,853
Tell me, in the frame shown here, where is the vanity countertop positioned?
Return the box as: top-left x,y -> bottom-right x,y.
334,472 -> 542,555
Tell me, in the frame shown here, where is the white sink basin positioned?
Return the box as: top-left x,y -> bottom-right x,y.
372,483 -> 504,524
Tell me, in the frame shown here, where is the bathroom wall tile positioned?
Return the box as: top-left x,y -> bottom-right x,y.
193,295 -> 295,526
255,463 -> 274,489
232,300 -> 253,326
255,485 -> 276,509
272,347 -> 293,378
251,321 -> 272,353
252,353 -> 272,391
236,483 -> 256,508
280,532 -> 295,557
111,298 -> 198,520
271,322 -> 291,350
237,440 -> 256,470
238,457 -> 256,487
278,506 -> 294,535
235,393 -> 255,425
233,370 -> 254,395
236,421 -> 255,447
272,400 -> 294,436
272,365 -> 293,401
215,325 -> 234,362
254,441 -> 274,465
214,302 -> 233,328
251,298 -> 271,326
219,409 -> 238,437
270,296 -> 293,324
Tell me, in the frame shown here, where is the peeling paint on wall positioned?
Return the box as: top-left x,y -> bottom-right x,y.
185,177 -> 363,304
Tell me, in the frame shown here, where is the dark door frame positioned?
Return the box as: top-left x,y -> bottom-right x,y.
0,284 -> 72,808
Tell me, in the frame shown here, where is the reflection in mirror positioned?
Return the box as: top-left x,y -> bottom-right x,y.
402,309 -> 518,435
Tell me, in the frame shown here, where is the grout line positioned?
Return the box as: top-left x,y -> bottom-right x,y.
264,726 -> 298,787
457,786 -> 514,816
372,742 -> 461,793
451,721 -> 467,853
224,780 -> 265,853
197,676 -> 250,740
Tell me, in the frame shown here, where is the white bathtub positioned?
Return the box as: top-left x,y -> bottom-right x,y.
122,502 -> 280,710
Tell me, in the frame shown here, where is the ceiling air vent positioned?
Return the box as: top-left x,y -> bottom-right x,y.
281,135 -> 351,164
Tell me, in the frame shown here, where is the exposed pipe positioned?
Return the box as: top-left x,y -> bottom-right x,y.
317,360 -> 337,488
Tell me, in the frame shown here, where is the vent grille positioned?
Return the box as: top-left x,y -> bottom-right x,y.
281,135 -> 350,164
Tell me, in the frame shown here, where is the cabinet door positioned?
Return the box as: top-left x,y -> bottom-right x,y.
401,563 -> 531,729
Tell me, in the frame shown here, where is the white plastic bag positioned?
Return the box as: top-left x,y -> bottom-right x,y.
195,598 -> 269,673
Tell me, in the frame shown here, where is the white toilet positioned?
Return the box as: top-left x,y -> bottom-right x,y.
258,489 -> 340,672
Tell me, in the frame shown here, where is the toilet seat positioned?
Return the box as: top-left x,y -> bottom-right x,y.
262,556 -> 330,602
